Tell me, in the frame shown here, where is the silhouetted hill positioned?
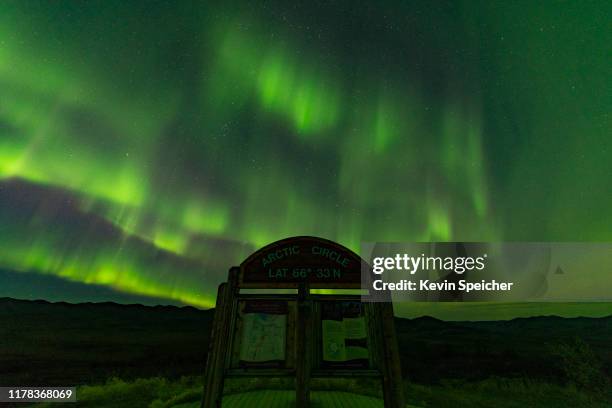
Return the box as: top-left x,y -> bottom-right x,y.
394,313 -> 612,383
0,298 -> 214,386
0,298 -> 610,386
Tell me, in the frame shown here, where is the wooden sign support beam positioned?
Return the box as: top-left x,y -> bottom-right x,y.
380,302 -> 406,408
201,269 -> 238,408
295,283 -> 311,408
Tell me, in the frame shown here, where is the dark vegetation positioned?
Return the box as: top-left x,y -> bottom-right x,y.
0,298 -> 213,386
395,315 -> 612,385
1,298 -> 611,406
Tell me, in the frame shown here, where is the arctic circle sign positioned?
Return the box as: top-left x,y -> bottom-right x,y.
240,236 -> 364,286
202,236 -> 404,408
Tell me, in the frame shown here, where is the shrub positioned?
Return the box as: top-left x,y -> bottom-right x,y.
549,338 -> 608,392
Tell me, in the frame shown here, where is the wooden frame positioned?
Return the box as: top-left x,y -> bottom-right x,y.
201,236 -> 404,407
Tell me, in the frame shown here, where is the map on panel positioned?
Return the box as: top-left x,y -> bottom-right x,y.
239,303 -> 287,363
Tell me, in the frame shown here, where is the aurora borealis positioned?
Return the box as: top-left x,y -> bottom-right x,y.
0,1 -> 610,312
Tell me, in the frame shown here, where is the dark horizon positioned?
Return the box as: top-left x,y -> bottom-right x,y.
3,295 -> 612,323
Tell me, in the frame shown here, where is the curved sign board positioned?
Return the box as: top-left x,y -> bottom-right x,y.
239,236 -> 366,288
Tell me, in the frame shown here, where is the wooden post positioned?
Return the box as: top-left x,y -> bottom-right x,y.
380,302 -> 406,408
201,268 -> 239,408
295,283 -> 311,408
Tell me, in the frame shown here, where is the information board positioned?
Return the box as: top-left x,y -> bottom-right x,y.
238,301 -> 288,367
201,236 -> 405,408
321,301 -> 369,368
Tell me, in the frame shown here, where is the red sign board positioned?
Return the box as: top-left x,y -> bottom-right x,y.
239,236 -> 364,287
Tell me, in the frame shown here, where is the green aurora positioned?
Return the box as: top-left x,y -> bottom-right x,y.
0,1 -> 610,316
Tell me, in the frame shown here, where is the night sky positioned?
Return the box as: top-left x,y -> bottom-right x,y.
0,1 -> 610,315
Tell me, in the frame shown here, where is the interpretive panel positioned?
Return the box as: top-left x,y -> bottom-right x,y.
320,301 -> 369,368
238,301 -> 288,367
